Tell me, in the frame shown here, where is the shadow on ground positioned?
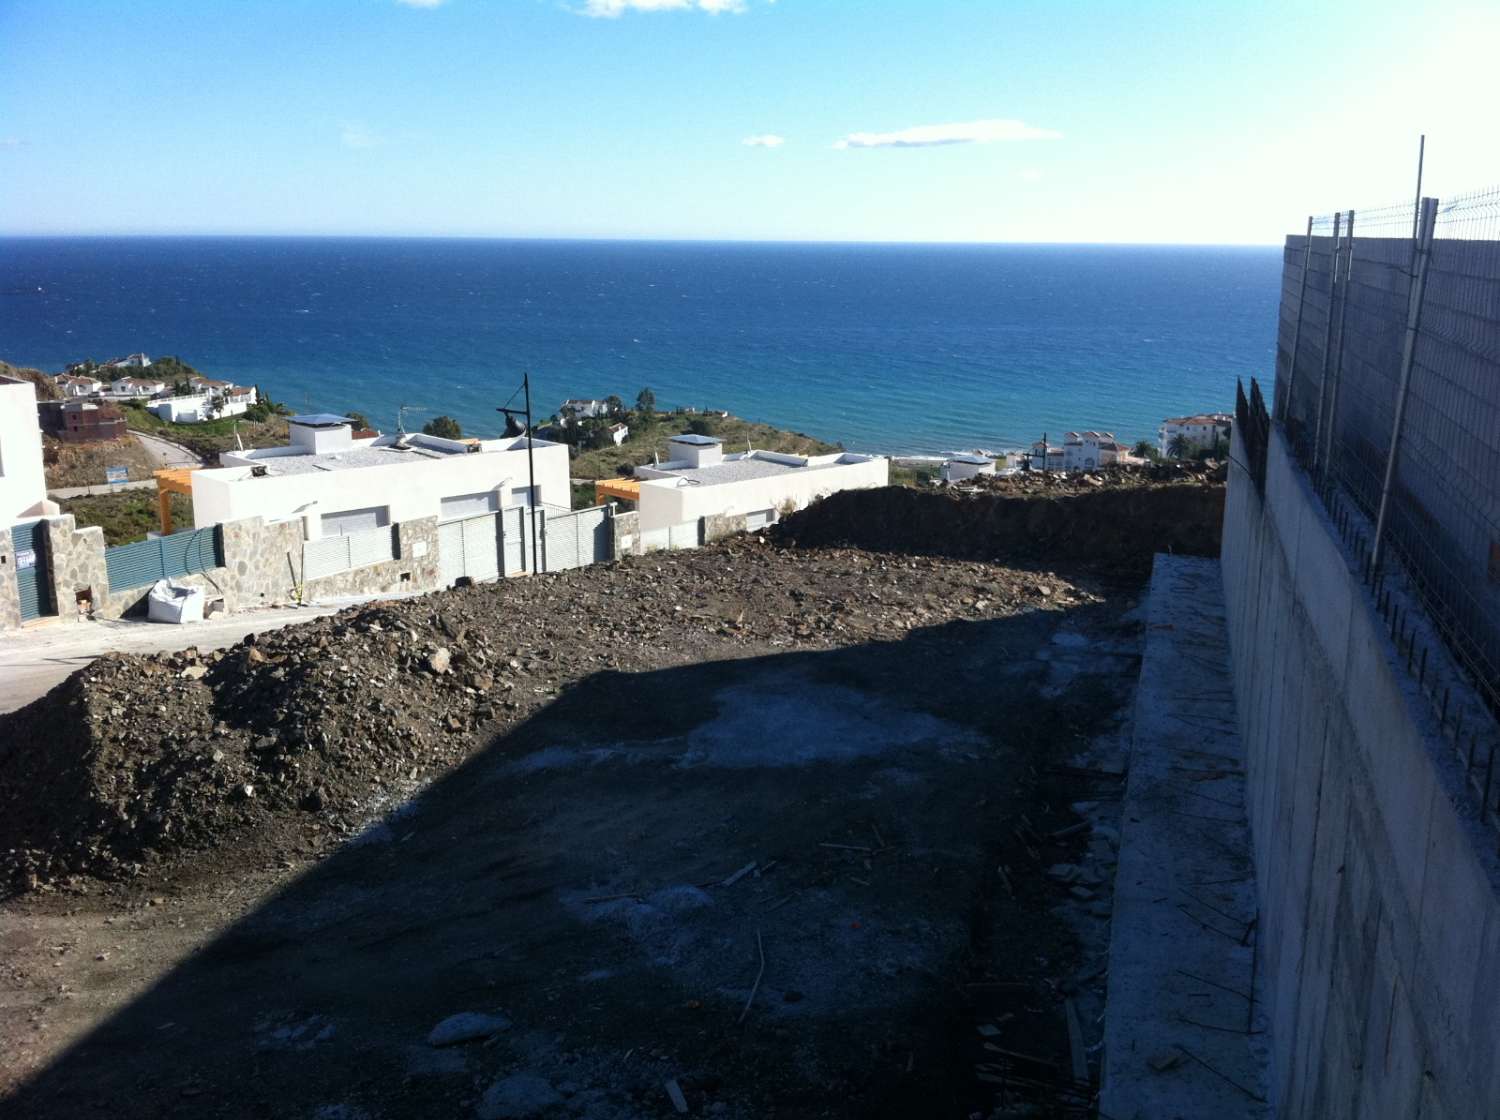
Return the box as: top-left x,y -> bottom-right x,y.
4,600 -> 1142,1120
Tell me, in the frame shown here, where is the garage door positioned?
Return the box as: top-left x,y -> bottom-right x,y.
438,513 -> 501,585
321,506 -> 389,535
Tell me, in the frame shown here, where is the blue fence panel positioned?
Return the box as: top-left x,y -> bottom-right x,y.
105,526 -> 222,591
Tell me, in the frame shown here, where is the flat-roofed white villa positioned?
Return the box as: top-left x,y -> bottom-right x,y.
190,414 -> 570,538
626,433 -> 887,533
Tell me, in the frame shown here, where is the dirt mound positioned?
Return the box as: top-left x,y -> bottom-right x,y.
0,539 -> 1098,894
969,458 -> 1227,495
773,478 -> 1224,573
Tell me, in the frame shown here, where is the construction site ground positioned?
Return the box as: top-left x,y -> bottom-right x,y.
0,534 -> 1155,1119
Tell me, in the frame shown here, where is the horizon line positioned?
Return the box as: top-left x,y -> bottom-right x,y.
0,231 -> 1286,248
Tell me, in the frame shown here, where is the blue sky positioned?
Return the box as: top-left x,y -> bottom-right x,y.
2,0 -> 1495,243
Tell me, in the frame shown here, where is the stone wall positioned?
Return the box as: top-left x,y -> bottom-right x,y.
300,517 -> 441,601
0,526 -> 20,631
610,509 -> 641,558
45,516 -> 109,622
1221,425 -> 1500,1118
701,512 -> 748,544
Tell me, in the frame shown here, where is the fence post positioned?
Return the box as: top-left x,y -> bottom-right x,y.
1371,197 -> 1438,576
1319,210 -> 1355,488
1279,216 -> 1317,423
1311,210 -> 1343,473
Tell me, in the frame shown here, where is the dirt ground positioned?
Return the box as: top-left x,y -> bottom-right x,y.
0,540 -> 1145,1119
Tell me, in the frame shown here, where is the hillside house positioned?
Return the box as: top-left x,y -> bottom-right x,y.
561,399 -> 609,420
607,422 -> 629,446
104,353 -> 153,370
149,395 -> 213,423
37,400 -> 129,443
1026,441 -> 1066,471
110,376 -> 167,398
190,414 -> 569,538
56,373 -> 103,398
1159,412 -> 1232,457
629,433 -> 888,533
941,454 -> 996,483
1063,431 -> 1125,471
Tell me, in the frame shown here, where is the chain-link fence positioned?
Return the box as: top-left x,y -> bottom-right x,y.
1274,184 -> 1500,814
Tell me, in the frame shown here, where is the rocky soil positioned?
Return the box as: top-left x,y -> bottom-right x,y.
773,471 -> 1225,576
0,537 -> 1102,895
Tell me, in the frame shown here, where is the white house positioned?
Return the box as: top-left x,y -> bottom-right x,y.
940,454 -> 996,483
110,376 -> 167,398
149,394 -> 213,423
1062,431 -> 1126,472
217,385 -> 258,417
56,373 -> 103,397
607,422 -> 629,446
630,433 -> 888,533
0,376 -> 58,526
190,414 -> 570,539
561,398 -> 609,420
1159,413 -> 1232,457
1027,441 -> 1066,472
104,353 -> 153,370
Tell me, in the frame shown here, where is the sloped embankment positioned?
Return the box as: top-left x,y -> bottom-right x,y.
773,478 -> 1225,574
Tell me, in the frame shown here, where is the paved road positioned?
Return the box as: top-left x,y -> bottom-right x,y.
48,479 -> 160,500
131,430 -> 201,469
0,596 -> 404,714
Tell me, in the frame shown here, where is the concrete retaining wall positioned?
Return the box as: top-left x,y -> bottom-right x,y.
1221,425 -> 1500,1118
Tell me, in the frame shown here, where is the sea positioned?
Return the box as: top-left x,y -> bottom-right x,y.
0,238 -> 1281,455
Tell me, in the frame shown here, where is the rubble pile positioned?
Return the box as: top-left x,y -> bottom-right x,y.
0,537 -> 1096,893
965,458 -> 1228,495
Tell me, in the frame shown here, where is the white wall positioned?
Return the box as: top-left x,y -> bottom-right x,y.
636,454 -> 888,531
942,458 -> 995,482
192,438 -> 570,537
149,395 -> 210,423
0,380 -> 51,526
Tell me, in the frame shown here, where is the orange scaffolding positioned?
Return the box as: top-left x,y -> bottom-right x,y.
153,467 -> 198,534
593,477 -> 640,505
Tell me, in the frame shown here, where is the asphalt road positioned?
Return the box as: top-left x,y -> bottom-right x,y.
131,430 -> 201,469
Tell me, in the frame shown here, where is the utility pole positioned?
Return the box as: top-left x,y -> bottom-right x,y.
497,372 -> 540,573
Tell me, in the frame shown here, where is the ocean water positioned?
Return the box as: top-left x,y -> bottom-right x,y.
0,238 -> 1280,454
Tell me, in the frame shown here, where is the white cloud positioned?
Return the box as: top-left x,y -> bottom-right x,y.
579,0 -> 746,17
742,134 -> 785,148
833,118 -> 1061,150
396,0 -> 444,7
1020,167 -> 1044,182
0,138 -> 27,150
339,121 -> 381,149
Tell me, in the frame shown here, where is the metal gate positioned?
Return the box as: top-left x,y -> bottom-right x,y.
104,525 -> 222,592
12,520 -> 52,621
438,513 -> 502,585
541,505 -> 611,572
501,505 -> 532,576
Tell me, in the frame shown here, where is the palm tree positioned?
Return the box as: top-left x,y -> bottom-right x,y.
1167,433 -> 1191,460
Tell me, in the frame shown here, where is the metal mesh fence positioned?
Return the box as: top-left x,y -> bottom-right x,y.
1275,184 -> 1500,813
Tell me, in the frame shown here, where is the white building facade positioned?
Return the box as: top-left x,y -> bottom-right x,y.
0,377 -> 57,526
190,415 -> 570,538
941,454 -> 996,483
110,377 -> 167,398
1159,413 -> 1232,457
57,374 -> 103,397
631,434 -> 888,533
1062,431 -> 1125,471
